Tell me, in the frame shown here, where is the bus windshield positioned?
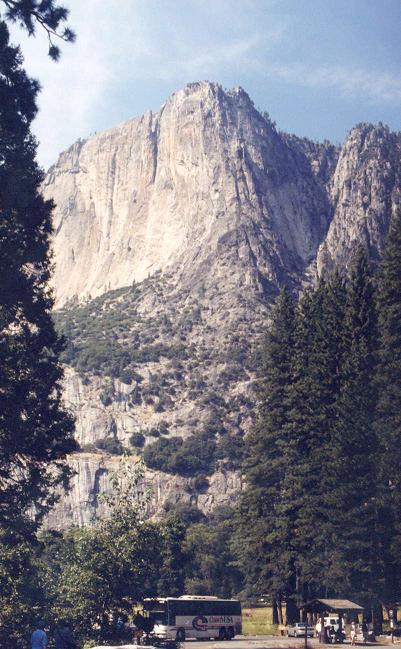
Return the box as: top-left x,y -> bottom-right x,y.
143,600 -> 167,626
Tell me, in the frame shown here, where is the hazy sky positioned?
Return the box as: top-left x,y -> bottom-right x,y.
10,0 -> 401,168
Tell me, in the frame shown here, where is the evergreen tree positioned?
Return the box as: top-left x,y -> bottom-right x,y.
0,21 -> 76,530
374,208 -> 401,607
184,506 -> 242,599
285,274 -> 347,601
158,512 -> 186,596
0,527 -> 45,649
234,234 -> 401,614
233,288 -> 297,610
0,0 -> 74,59
330,249 -> 379,599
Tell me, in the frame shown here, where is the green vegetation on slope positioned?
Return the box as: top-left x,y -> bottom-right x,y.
55,281 -> 189,380
55,272 -> 251,475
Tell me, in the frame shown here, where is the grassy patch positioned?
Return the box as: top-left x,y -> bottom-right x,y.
242,607 -> 279,636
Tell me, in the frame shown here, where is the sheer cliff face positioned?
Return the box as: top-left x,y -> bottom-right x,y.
316,124 -> 401,274
44,82 -> 331,307
44,83 -> 401,529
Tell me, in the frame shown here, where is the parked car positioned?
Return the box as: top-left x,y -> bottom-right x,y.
325,617 -> 341,633
287,623 -> 314,638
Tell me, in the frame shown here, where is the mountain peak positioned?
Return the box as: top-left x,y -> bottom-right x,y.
164,80 -> 256,115
41,82 -> 401,527
44,82 -> 332,307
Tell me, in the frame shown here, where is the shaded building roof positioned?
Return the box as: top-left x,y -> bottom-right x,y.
302,599 -> 364,613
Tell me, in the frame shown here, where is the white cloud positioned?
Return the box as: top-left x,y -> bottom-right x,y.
263,62 -> 401,104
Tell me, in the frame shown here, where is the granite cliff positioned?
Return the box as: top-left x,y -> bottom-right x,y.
43,82 -> 401,528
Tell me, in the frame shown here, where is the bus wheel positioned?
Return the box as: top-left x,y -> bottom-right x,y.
226,627 -> 234,640
176,628 -> 186,642
218,627 -> 227,640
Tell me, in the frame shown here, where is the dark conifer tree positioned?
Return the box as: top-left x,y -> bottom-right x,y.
374,208 -> 401,607
287,274 -> 347,601
0,0 -> 75,59
234,230 -> 401,612
233,288 -> 297,610
0,21 -> 76,531
328,249 -> 379,598
158,513 -> 186,596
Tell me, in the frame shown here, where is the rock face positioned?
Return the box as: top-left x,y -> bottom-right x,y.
44,82 -> 401,529
45,451 -> 242,529
43,82 -> 332,306
315,124 -> 401,274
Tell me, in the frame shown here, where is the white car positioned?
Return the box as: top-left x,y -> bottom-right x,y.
325,617 -> 340,632
287,623 -> 314,638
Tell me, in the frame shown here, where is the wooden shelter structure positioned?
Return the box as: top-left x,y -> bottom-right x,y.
301,598 -> 364,644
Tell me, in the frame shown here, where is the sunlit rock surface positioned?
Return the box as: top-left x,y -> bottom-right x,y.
43,83 -> 401,528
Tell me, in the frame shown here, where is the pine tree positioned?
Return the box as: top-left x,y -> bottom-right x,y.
0,0 -> 75,59
328,249 -> 379,598
233,288 -> 297,607
286,274 -> 347,601
158,513 -> 186,596
374,208 -> 401,607
234,236 -> 401,612
0,22 -> 76,531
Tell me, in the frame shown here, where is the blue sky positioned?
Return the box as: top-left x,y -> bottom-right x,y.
10,0 -> 401,168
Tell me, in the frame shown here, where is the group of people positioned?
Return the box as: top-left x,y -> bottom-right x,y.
350,620 -> 369,645
314,618 -> 369,644
31,620 -> 78,649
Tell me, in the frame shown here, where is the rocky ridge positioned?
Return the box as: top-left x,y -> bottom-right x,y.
44,82 -> 401,529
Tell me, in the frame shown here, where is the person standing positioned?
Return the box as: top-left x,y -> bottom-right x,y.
31,621 -> 48,649
361,620 -> 368,642
116,615 -> 125,638
350,621 -> 357,645
133,612 -> 145,644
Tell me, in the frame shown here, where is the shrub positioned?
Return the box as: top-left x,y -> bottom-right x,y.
215,432 -> 245,467
94,437 -> 123,455
143,433 -> 216,477
143,437 -> 183,472
119,368 -> 134,384
158,421 -> 169,435
163,502 -> 206,525
129,432 -> 145,448
99,385 -> 115,407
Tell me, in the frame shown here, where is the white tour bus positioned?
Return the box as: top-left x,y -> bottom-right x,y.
143,595 -> 242,641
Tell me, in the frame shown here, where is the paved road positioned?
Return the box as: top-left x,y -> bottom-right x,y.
94,635 -> 399,649
184,636 -> 302,649
183,635 -> 398,649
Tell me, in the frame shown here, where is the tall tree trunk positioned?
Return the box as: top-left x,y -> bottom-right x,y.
277,597 -> 284,625
372,601 -> 383,634
272,598 -> 279,624
287,598 -> 298,624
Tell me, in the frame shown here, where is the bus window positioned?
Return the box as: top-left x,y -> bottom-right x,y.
143,600 -> 168,626
150,610 -> 167,626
